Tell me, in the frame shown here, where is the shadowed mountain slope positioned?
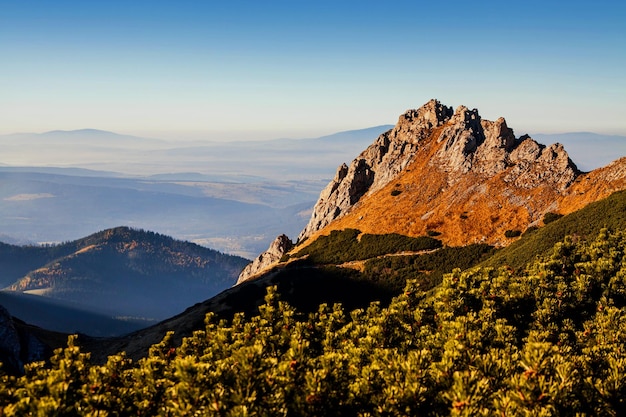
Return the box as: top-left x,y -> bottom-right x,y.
1,227 -> 249,323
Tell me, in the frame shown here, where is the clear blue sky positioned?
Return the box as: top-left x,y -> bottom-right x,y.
1,0 -> 625,140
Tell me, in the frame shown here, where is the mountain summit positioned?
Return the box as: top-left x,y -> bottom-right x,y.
239,99 -> 626,283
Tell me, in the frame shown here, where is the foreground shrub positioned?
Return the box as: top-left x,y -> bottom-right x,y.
2,229 -> 626,415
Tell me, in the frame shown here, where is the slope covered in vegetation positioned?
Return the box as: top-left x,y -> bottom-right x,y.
2,228 -> 626,415
1,226 -> 250,322
483,189 -> 626,271
289,228 -> 443,264
73,191 -> 626,362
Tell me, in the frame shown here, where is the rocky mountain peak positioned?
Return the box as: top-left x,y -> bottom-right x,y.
296,100 -> 456,242
237,99 -> 617,284
394,99 -> 454,138
297,100 -> 577,242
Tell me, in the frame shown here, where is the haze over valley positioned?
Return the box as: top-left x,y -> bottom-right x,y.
0,126 -> 392,257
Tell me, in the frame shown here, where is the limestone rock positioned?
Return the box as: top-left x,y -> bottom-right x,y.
298,99 -> 453,241
237,234 -> 293,284
505,140 -> 578,191
429,105 -> 578,188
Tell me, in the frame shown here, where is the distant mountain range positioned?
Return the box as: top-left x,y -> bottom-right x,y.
3,126 -> 620,177
0,168 -> 312,258
0,126 -> 394,257
0,126 -> 394,180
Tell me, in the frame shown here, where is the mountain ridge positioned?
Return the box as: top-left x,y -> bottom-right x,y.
1,226 -> 250,323
239,99 -> 626,283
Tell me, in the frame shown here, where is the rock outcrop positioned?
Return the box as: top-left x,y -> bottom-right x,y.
236,234 -> 293,284
299,100 -> 578,242
298,99 -> 454,241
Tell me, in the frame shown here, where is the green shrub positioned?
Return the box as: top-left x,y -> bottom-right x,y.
363,243 -> 494,292
3,230 -> 626,415
543,211 -> 564,224
504,229 -> 522,238
522,225 -> 539,236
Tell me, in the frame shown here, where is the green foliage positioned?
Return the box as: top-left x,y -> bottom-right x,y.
290,228 -> 442,264
543,211 -> 564,225
504,229 -> 522,238
362,243 -> 495,292
3,229 -> 626,415
484,189 -> 626,271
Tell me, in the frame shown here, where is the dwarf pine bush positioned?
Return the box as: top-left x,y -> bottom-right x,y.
2,228 -> 626,415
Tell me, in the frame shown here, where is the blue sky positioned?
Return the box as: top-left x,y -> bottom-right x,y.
1,0 -> 625,140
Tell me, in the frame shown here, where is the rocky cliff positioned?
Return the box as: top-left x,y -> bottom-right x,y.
299,100 -> 579,243
236,235 -> 293,285
297,100 -> 454,240
238,99 -> 626,283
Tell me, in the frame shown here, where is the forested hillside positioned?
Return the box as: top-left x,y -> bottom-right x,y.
2,228 -> 626,415
1,227 -> 249,321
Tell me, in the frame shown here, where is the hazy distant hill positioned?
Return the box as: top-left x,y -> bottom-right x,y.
0,126 -> 394,180
0,126 -> 394,257
1,227 -> 249,322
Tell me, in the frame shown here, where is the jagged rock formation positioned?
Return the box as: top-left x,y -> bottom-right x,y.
237,99 -> 626,284
236,235 -> 293,284
299,100 -> 579,243
297,100 -> 453,240
0,305 -> 48,374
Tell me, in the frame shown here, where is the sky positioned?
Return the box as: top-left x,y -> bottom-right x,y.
1,0 -> 625,141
